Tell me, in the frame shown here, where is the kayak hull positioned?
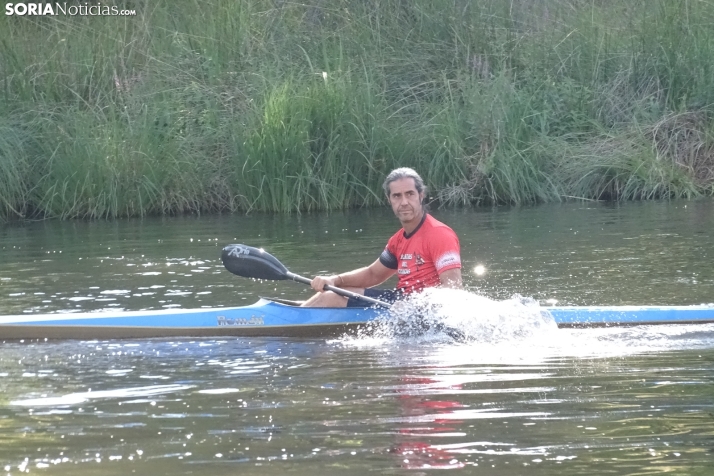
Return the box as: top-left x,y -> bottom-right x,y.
549,305 -> 714,328
1,299 -> 713,340
0,299 -> 375,340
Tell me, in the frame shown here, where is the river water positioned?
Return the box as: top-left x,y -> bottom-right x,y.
1,200 -> 714,474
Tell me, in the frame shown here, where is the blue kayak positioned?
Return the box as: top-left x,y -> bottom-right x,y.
1,298 -> 714,340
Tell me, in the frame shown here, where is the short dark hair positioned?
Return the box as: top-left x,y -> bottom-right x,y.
382,167 -> 427,197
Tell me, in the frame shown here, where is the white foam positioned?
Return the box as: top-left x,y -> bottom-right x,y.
352,288 -> 557,344
339,289 -> 714,360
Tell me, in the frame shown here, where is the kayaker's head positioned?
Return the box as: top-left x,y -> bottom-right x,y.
383,168 -> 426,228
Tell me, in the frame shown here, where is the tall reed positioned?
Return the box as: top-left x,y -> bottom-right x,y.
1,0 -> 713,220
0,116 -> 32,218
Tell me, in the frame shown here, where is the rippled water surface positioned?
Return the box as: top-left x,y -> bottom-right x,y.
2,200 -> 714,474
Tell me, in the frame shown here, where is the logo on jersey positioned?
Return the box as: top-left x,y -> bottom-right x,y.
435,252 -> 460,271
415,253 -> 425,266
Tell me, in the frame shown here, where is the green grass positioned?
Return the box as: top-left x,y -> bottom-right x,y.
0,116 -> 32,218
1,0 -> 713,220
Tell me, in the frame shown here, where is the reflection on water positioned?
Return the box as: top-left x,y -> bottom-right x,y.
1,200 -> 714,474
10,384 -> 195,407
1,331 -> 713,474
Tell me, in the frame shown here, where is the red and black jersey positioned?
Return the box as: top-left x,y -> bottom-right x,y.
379,214 -> 461,293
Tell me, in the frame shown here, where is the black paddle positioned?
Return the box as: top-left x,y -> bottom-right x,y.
221,244 -> 391,308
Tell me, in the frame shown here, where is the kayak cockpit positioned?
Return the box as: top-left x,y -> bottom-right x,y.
259,297 -> 305,307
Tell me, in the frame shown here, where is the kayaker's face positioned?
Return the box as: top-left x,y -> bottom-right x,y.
387,178 -> 425,225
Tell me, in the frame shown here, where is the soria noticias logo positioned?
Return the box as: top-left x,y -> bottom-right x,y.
5,2 -> 137,16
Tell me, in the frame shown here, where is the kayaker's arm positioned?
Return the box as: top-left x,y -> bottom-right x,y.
310,259 -> 395,292
439,268 -> 462,289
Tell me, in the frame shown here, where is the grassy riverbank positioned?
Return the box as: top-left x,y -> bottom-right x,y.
1,0 -> 713,219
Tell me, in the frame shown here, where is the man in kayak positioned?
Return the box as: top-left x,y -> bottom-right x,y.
302,167 -> 462,307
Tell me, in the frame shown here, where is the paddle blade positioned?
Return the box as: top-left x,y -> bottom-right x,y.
221,244 -> 289,281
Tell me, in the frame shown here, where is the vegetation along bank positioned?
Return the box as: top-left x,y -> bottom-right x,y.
1,0 -> 713,220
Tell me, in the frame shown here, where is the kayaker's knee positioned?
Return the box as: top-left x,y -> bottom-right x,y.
301,290 -> 350,308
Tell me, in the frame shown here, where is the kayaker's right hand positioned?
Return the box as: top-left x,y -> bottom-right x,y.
310,275 -> 339,292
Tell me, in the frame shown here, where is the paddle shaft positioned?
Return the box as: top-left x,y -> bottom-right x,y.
286,271 -> 391,308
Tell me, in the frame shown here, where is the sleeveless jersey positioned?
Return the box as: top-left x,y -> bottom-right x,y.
379,214 -> 461,293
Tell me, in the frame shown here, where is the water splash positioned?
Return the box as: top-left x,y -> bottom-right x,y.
350,288 -> 558,344
340,289 -> 714,361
